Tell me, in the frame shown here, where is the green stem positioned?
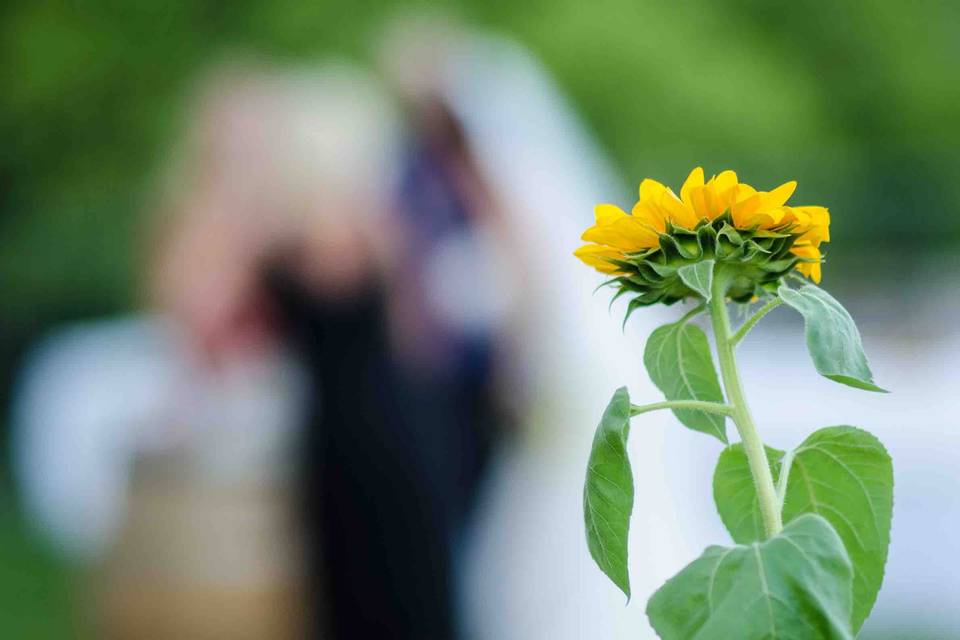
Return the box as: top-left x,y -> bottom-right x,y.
630,399 -> 734,417
731,297 -> 783,346
709,270 -> 783,539
677,302 -> 707,325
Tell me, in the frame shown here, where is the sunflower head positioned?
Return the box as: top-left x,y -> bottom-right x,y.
575,167 -> 830,306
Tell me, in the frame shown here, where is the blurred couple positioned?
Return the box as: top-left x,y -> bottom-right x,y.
14,15 -> 685,639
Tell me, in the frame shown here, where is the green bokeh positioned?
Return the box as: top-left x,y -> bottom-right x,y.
3,0 -> 959,325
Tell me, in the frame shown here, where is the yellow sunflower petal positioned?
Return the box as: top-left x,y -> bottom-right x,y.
798,227 -> 830,247
783,205 -> 830,244
594,203 -> 628,225
574,244 -> 625,274
712,170 -> 739,196
658,188 -> 699,229
780,206 -> 810,227
798,260 -> 822,283
688,186 -> 713,220
731,191 -> 762,227
631,200 -> 668,233
639,178 -> 667,203
763,181 -> 797,209
732,182 -> 757,202
694,170 -> 739,220
582,215 -> 660,251
795,205 -> 830,228
791,243 -> 823,283
743,210 -> 783,229
680,167 -> 705,207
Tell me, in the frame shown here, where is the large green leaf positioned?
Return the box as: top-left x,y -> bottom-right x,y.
677,259 -> 714,301
713,426 -> 893,632
783,427 -> 893,631
583,387 -> 634,599
778,283 -> 886,392
643,320 -> 727,442
647,514 -> 854,639
713,443 -> 784,543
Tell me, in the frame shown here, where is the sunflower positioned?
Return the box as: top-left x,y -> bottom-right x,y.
575,168 -> 830,305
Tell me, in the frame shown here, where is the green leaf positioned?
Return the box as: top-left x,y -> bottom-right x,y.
712,427 -> 893,632
643,321 -> 727,442
678,259 -> 714,301
778,283 -> 886,392
647,514 -> 854,640
712,443 -> 784,543
782,427 -> 893,631
583,387 -> 634,599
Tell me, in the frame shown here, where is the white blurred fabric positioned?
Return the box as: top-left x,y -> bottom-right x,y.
11,317 -> 308,561
438,34 -> 694,640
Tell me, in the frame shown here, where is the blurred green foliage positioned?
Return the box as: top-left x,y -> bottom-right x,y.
2,0 -> 959,326
0,0 -> 958,634
0,494 -> 81,637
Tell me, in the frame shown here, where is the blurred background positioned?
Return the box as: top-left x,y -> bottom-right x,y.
1,1 -> 959,638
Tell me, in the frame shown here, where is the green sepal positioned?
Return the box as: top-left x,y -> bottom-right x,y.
677,259 -> 714,302
605,213 -> 802,315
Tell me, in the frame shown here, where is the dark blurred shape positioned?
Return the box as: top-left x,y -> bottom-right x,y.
270,275 -> 462,638
146,54 -> 506,639
91,41 -> 510,637
277,27 -> 512,636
